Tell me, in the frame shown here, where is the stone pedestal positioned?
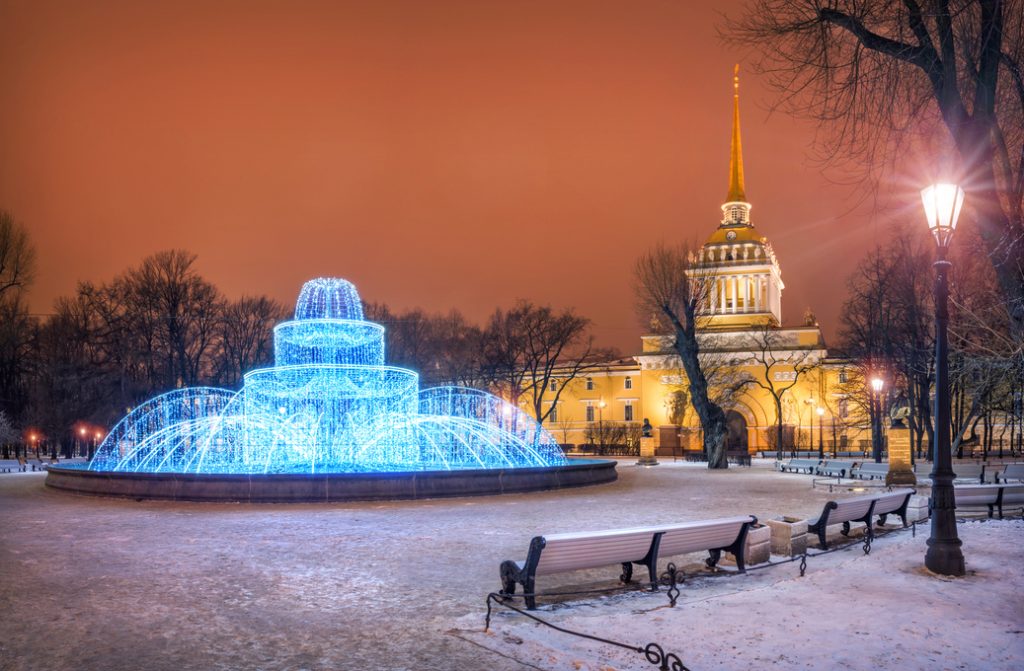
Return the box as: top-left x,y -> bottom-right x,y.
885,425 -> 917,486
907,494 -> 930,523
720,524 -> 771,566
767,516 -> 808,557
637,437 -> 659,466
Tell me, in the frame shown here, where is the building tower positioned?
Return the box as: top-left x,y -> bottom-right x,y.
693,65 -> 784,330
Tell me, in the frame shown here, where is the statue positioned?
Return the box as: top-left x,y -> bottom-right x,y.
641,418 -> 653,438
889,400 -> 910,428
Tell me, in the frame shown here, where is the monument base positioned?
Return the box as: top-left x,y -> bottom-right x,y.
637,436 -> 659,466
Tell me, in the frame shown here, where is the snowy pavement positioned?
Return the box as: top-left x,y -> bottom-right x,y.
461,519 -> 1024,670
0,461 -> 1020,670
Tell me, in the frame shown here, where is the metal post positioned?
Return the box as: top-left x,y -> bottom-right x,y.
925,250 -> 965,576
818,414 -> 824,460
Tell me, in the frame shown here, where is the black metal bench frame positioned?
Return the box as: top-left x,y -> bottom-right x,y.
500,519 -> 756,609
780,459 -> 820,474
808,491 -> 914,549
957,485 -> 1022,519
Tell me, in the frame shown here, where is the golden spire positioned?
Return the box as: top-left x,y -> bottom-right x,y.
727,64 -> 746,203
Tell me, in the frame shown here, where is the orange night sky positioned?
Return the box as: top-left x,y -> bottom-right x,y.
0,1 -> 898,353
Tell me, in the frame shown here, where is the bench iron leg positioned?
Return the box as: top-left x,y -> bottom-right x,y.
705,549 -> 722,570
499,560 -> 518,598
840,521 -> 851,537
620,562 -> 634,584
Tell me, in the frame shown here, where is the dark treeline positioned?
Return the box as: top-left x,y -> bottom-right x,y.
836,224 -> 1023,460
1,219 -> 604,456
2,249 -> 291,457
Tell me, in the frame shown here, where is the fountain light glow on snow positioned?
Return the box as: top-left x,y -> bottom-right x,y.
89,278 -> 567,474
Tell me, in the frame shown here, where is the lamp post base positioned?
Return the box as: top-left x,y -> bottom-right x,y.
924,535 -> 965,576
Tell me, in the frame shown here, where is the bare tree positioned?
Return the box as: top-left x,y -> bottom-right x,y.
729,1 -> 1024,334
483,301 -> 609,424
217,296 -> 288,386
126,251 -> 225,388
0,211 -> 36,299
0,409 -> 18,458
840,228 -> 937,459
737,324 -> 820,458
363,303 -> 488,388
634,242 -> 730,468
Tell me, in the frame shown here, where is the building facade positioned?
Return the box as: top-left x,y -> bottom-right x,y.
526,68 -> 869,455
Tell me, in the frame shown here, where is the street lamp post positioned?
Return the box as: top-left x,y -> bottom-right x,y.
816,406 -> 825,460
79,426 -> 87,458
921,182 -> 966,576
870,377 -> 885,463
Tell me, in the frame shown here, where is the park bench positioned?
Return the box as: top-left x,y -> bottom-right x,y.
778,458 -> 820,474
952,463 -> 985,484
816,460 -> 855,478
954,484 -> 1024,519
869,489 -> 915,527
853,462 -> 888,480
499,515 -> 757,609
0,459 -> 19,472
806,489 -> 914,549
912,463 -> 986,484
995,463 -> 1024,483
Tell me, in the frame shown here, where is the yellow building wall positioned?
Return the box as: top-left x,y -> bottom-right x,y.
529,355 -> 873,453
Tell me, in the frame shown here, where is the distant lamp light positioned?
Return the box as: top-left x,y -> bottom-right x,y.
598,400 -> 607,409
920,183 -> 964,248
816,407 -> 825,417
871,378 -> 884,394
80,427 -> 87,436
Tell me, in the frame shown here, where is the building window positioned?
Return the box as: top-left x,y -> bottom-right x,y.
549,405 -> 557,423
839,369 -> 848,384
624,376 -> 632,390
585,405 -> 595,422
585,377 -> 594,391
549,379 -> 557,392
624,404 -> 634,422
839,399 -> 849,418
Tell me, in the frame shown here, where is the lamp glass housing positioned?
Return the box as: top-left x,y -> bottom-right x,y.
921,183 -> 964,248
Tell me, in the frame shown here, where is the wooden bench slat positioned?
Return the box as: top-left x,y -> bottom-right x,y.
501,515 -> 757,609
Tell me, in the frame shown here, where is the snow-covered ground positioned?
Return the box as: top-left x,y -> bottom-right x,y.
461,519 -> 1024,670
1,461 -> 1021,670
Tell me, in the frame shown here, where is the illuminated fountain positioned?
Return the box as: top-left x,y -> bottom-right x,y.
47,278 -> 615,501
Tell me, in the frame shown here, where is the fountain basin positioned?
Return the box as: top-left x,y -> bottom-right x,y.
45,458 -> 617,502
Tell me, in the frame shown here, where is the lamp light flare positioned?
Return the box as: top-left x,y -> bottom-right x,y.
871,377 -> 884,393
816,407 -> 824,416
920,183 -> 965,248
88,278 -> 566,475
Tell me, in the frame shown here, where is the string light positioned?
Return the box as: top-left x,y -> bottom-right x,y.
89,278 -> 566,474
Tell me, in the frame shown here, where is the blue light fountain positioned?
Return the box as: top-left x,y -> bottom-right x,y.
47,278 -> 615,501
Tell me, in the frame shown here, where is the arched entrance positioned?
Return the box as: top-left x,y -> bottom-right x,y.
725,410 -> 748,452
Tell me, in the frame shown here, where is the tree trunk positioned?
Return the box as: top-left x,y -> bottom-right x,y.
667,312 -> 728,470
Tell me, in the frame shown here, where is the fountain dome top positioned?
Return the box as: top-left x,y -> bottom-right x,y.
295,277 -> 364,321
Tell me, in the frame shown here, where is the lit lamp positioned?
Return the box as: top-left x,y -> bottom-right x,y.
921,182 -> 966,576
79,426 -> 87,458
816,407 -> 825,460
